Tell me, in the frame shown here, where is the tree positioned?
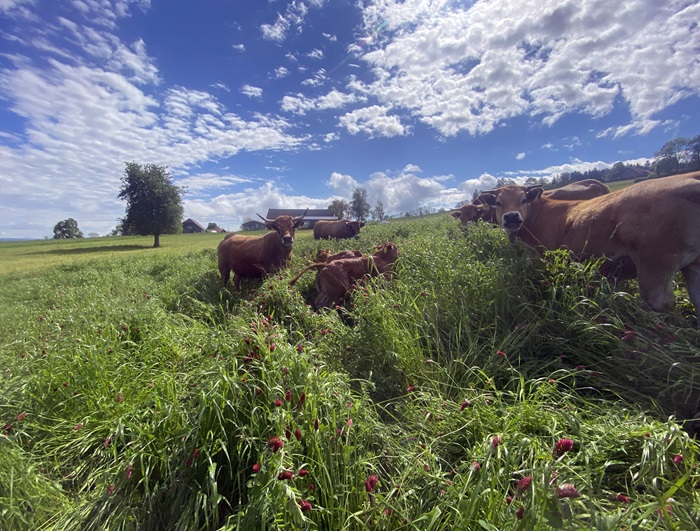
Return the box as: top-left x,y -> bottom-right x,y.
349,187 -> 370,221
372,200 -> 385,221
53,218 -> 83,239
328,199 -> 349,219
654,138 -> 688,176
118,162 -> 185,248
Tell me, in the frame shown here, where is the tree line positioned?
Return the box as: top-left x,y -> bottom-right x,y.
326,187 -> 385,222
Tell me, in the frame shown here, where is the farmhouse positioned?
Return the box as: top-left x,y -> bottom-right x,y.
265,208 -> 337,229
182,218 -> 205,233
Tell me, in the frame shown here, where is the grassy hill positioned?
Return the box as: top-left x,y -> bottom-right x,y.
1,217 -> 699,529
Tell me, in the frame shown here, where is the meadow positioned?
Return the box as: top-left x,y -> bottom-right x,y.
1,216 -> 699,530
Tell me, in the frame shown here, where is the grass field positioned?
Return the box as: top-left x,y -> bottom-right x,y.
1,216 -> 699,530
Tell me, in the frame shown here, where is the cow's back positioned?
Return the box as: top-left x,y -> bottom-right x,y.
543,179 -> 610,200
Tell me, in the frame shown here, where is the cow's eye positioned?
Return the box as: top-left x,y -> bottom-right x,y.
495,201 -> 502,207
521,198 -> 528,204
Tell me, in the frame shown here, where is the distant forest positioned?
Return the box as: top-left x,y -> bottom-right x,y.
547,134 -> 700,188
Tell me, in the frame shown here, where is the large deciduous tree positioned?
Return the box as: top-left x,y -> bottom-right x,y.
53,218 -> 83,239
118,162 -> 185,248
349,187 -> 370,221
328,199 -> 349,219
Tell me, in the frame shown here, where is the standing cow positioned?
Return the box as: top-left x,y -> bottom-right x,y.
452,179 -> 610,227
477,172 -> 700,323
313,219 -> 365,240
289,242 -> 399,308
218,209 -> 307,290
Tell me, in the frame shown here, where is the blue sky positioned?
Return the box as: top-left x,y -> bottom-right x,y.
1,0 -> 698,239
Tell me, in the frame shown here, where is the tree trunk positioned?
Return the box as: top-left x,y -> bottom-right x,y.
153,233 -> 160,248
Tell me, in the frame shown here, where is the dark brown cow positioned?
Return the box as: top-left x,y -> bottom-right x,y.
452,179 -> 611,227
477,172 -> 700,323
218,210 -> 307,290
313,219 -> 365,240
289,242 -> 399,308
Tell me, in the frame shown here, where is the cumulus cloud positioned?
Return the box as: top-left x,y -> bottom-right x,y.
516,152 -> 526,160
339,105 -> 406,137
358,0 -> 700,137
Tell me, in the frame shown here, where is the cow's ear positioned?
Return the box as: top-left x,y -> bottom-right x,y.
525,187 -> 544,203
451,210 -> 461,218
293,219 -> 304,228
360,222 -> 365,227
266,222 -> 277,231
477,192 -> 497,206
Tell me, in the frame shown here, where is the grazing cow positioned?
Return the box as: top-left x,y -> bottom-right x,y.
477,172 -> 700,323
313,219 -> 365,240
218,210 -> 308,290
452,179 -> 610,227
289,242 -> 399,308
315,248 -> 363,262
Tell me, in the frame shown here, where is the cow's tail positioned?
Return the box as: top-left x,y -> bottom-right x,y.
289,263 -> 326,285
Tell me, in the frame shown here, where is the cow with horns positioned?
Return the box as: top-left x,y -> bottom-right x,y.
218,209 -> 308,290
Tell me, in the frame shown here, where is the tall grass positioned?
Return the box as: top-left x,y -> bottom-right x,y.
1,217 -> 699,529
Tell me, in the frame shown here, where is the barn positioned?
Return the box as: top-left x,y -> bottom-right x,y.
182,218 -> 205,233
264,208 -> 337,229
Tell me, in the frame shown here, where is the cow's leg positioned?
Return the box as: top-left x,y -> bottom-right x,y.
220,266 -> 230,287
233,273 -> 242,292
681,261 -> 700,325
636,258 -> 676,312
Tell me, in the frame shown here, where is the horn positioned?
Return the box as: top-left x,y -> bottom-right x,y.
295,207 -> 309,220
257,213 -> 272,223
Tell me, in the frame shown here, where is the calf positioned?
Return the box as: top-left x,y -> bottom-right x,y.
290,242 -> 399,308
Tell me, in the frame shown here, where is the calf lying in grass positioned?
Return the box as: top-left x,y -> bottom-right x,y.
291,242 -> 399,308
315,248 -> 363,262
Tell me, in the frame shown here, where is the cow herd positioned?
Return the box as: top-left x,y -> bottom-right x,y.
218,171 -> 700,324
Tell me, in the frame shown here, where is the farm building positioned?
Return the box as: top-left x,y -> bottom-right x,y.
240,220 -> 266,231
264,208 -> 337,229
182,218 -> 205,233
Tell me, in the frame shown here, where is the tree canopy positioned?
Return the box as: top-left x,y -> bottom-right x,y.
349,187 -> 370,221
328,199 -> 349,219
53,218 -> 83,239
118,162 -> 185,248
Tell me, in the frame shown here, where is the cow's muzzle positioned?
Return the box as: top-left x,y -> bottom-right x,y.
282,235 -> 294,246
502,212 -> 523,231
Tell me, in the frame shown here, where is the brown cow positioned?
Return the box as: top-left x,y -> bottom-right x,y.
315,248 -> 363,262
543,179 -> 610,200
452,179 -> 611,227
477,172 -> 700,323
289,242 -> 399,308
313,219 -> 365,240
218,209 -> 307,290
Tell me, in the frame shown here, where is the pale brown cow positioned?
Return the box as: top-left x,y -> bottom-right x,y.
477,172 -> 700,323
289,242 -> 399,308
313,219 -> 365,240
452,179 -> 610,227
218,210 -> 307,290
315,248 -> 364,262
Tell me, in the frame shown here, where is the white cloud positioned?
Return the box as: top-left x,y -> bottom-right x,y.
232,43 -> 245,52
327,171 -> 359,195
515,152 -> 526,160
357,0 -> 700,137
241,84 -> 263,98
307,48 -> 323,60
260,0 -> 324,42
274,66 -> 289,78
339,105 -> 407,138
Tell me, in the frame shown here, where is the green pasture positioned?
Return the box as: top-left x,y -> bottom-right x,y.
1,216 -> 699,530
